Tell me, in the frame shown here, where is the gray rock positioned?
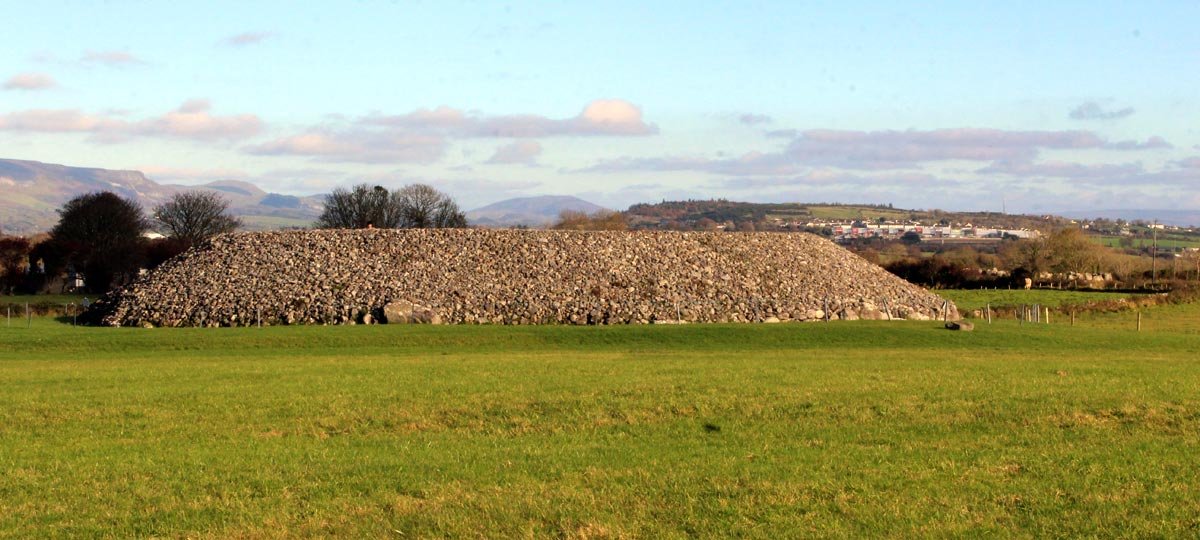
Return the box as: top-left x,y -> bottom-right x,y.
383,300 -> 442,324
99,229 -> 958,327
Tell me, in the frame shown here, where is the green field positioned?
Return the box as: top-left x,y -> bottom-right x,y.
804,205 -> 911,222
1095,236 -> 1200,249
2,303 -> 1199,538
938,289 -> 1135,313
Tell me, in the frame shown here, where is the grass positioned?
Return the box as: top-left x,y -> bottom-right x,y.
1095,236 -> 1200,249
938,289 -> 1135,312
2,307 -> 1200,538
806,205 -> 911,222
0,293 -> 89,306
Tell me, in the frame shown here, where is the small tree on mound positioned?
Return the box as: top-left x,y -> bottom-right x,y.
153,191 -> 242,245
393,184 -> 468,229
317,183 -> 467,229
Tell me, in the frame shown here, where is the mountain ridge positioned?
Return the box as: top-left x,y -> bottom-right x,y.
0,158 -> 323,235
466,195 -> 606,228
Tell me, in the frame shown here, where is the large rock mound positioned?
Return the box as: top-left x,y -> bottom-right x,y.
99,229 -> 957,327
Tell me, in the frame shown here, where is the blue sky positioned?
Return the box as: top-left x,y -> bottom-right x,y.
2,1 -> 1198,213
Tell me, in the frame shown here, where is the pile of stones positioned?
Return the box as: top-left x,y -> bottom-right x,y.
98,229 -> 957,327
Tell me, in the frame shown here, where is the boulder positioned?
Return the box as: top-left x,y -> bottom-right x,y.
945,321 -> 975,331
383,300 -> 442,324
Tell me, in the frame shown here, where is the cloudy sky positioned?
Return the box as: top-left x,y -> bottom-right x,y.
2,1 -> 1198,213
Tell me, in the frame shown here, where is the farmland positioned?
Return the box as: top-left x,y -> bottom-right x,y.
2,299 -> 1199,538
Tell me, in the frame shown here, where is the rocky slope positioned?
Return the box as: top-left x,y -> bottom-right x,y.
98,229 -> 957,327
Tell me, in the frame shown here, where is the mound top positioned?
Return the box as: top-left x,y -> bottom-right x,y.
99,229 -> 956,327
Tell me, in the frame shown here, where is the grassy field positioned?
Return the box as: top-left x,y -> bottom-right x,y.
1,294 -> 89,306
937,289 -> 1135,313
2,303 -> 1199,538
805,205 -> 912,222
1095,236 -> 1200,249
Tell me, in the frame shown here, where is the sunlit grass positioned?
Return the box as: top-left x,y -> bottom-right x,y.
2,307 -> 1199,538
939,289 -> 1135,312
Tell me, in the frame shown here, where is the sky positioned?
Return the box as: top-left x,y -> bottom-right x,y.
2,0 -> 1198,213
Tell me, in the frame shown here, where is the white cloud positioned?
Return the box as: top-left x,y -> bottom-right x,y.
738,113 -> 772,125
247,131 -> 446,163
0,100 -> 263,141
486,141 -> 542,164
251,99 -> 655,164
222,32 -> 275,46
80,50 -> 145,66
579,127 -> 1174,175
3,73 -> 57,91
361,99 -> 657,138
129,100 -> 263,140
1069,101 -> 1135,121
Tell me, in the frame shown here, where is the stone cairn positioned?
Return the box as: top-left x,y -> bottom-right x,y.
97,229 -> 958,327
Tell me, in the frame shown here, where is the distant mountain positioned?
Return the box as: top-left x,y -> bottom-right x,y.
467,195 -> 606,228
1057,209 -> 1200,228
0,158 -> 323,235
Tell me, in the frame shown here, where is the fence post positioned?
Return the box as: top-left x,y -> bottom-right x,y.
1137,311 -> 1142,332
1071,309 -> 1075,326
6,305 -> 10,327
882,298 -> 892,321
26,303 -> 31,328
1045,307 -> 1050,325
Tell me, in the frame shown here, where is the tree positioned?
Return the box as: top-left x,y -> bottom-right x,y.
153,191 -> 242,245
316,183 -> 467,229
0,237 -> 30,295
393,184 -> 468,228
50,191 -> 148,293
317,184 -> 397,229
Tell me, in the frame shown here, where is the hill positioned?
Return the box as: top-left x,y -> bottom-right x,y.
624,200 -> 1073,232
0,158 -> 323,235
467,195 -> 605,228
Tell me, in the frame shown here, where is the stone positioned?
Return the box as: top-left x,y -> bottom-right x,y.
383,300 -> 442,324
945,321 -> 975,331
97,229 -> 958,327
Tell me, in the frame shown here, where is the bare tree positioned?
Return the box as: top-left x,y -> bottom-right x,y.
153,191 -> 243,244
317,184 -> 399,229
393,184 -> 468,228
318,183 -> 467,229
